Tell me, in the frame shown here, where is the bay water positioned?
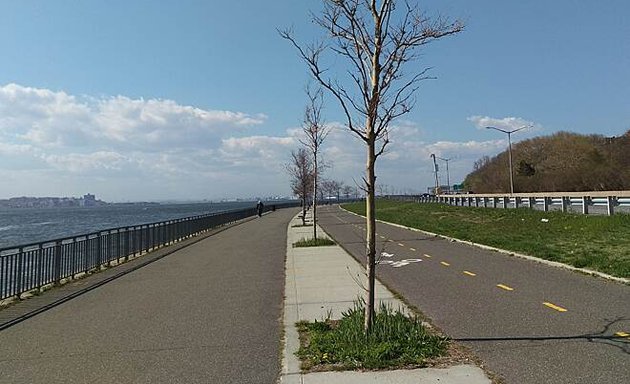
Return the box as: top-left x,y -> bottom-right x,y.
0,201 -> 258,250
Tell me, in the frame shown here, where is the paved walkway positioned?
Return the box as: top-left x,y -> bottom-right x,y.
281,210 -> 490,383
0,208 -> 298,384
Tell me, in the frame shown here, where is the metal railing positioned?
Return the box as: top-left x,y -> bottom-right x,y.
0,202 -> 298,301
390,191 -> 630,216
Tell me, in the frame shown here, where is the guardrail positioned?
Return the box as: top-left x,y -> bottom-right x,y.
0,202 -> 299,301
390,191 -> 630,216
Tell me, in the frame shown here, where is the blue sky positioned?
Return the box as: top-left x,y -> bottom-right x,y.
0,1 -> 628,201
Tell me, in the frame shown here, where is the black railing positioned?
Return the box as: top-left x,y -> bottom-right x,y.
0,202 -> 298,300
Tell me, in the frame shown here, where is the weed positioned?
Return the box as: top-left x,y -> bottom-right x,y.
293,238 -> 336,247
296,300 -> 448,370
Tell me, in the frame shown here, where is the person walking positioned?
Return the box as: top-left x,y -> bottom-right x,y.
256,200 -> 264,217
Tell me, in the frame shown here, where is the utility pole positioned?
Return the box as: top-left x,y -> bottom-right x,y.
430,154 -> 439,195
437,157 -> 452,194
486,126 -> 530,194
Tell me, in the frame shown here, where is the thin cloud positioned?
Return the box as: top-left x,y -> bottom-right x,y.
467,115 -> 542,133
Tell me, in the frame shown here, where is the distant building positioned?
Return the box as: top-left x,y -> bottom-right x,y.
82,193 -> 97,207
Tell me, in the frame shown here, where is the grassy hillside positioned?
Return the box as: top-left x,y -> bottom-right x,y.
465,130 -> 630,193
343,200 -> 630,279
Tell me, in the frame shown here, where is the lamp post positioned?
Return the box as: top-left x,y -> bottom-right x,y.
486,125 -> 529,194
437,157 -> 451,194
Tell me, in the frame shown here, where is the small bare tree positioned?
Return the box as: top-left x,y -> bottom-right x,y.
300,86 -> 330,240
287,148 -> 314,225
282,0 -> 463,332
342,184 -> 354,198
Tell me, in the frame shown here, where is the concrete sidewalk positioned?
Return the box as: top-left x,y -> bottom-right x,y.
281,210 -> 491,384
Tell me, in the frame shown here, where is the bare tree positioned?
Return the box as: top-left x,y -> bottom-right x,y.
300,86 -> 330,240
286,148 -> 314,225
342,184 -> 354,198
281,0 -> 463,332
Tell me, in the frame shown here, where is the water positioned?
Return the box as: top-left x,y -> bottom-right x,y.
0,201 -> 258,249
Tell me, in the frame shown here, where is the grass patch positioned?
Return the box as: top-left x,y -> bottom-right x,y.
343,200 -> 630,278
293,237 -> 336,247
296,300 -> 448,370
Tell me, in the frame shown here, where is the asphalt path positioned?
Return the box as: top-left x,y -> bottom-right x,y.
317,205 -> 630,384
0,208 -> 298,384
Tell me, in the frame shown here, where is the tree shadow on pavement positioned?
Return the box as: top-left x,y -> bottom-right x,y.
454,317 -> 630,355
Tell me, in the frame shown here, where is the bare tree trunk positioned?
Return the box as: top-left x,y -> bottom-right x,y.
313,154 -> 318,239
364,135 -> 377,333
302,197 -> 306,226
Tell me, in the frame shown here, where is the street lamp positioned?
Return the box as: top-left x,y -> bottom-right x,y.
486,125 -> 530,194
437,157 -> 452,194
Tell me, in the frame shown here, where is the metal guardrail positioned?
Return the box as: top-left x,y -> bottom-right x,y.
0,202 -> 298,301
389,191 -> 630,216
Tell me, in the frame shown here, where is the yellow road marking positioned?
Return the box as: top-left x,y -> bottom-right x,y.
497,284 -> 514,291
543,302 -> 567,312
423,254 -> 432,258
409,247 -> 416,251
388,239 -> 394,242
614,331 -> 629,338
440,261 -> 450,267
463,271 -> 476,276
398,243 -> 405,247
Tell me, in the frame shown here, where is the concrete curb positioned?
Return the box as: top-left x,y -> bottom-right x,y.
340,206 -> 630,285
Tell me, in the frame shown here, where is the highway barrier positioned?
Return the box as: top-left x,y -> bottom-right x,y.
391,191 -> 630,216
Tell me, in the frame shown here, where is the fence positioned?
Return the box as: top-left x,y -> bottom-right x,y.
392,191 -> 630,216
0,202 -> 298,301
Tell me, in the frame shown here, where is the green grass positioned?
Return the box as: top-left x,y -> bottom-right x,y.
293,237 -> 336,247
343,200 -> 630,279
296,300 -> 448,370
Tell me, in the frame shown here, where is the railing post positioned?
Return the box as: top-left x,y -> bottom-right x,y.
607,196 -> 615,216
514,197 -> 520,208
582,196 -> 589,215
543,197 -> 549,212
53,240 -> 62,284
96,233 -> 102,269
562,197 -> 568,213
16,247 -> 23,298
36,244 -> 44,290
503,196 -> 509,209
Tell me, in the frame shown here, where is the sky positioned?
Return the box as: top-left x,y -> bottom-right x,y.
0,0 -> 628,202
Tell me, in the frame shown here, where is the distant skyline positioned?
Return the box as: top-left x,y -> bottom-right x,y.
0,1 -> 628,202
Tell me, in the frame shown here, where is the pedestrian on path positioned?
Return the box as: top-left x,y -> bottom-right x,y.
256,200 -> 264,217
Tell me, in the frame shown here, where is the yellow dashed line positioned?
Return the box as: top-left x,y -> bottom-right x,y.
497,284 -> 514,291
463,271 -> 476,277
409,247 -> 416,251
423,254 -> 432,258
440,261 -> 450,267
614,331 -> 629,338
398,243 -> 405,247
543,302 -> 568,312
